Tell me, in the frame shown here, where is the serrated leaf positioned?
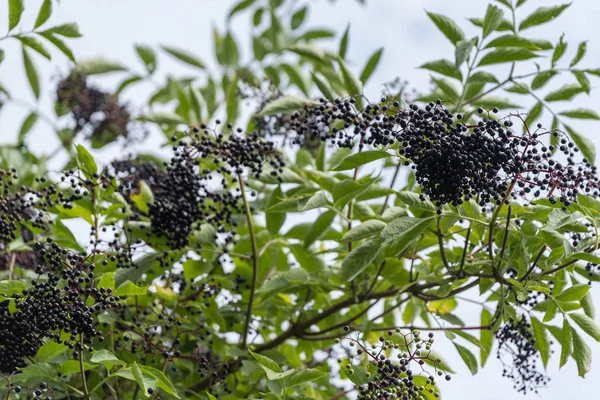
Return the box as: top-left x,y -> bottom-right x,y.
8,0 -> 25,30
420,59 -> 462,80
572,328 -> 592,376
531,70 -> 557,90
559,108 -> 600,120
161,45 -> 205,69
343,220 -> 387,242
426,12 -> 465,45
569,313 -> 600,341
311,72 -> 335,101
380,216 -> 434,256
39,32 -> 75,62
544,84 -> 585,102
339,58 -> 363,103
570,41 -> 587,67
18,112 -> 39,144
76,144 -> 97,176
34,0 -> 52,28
453,343 -> 478,374
79,58 -> 127,75
140,365 -> 180,398
17,36 -> 51,60
42,23 -> 81,37
339,24 -> 350,59
484,34 -> 543,50
22,46 -> 40,99
0,280 -> 26,295
135,45 -> 157,74
531,317 -> 550,368
564,125 -> 595,163
113,281 -> 148,297
359,48 -> 384,84
291,6 -> 307,30
519,4 -> 571,31
287,369 -> 328,387
478,47 -> 538,66
561,319 -> 573,367
552,34 -> 567,65
304,211 -> 335,247
340,239 -> 381,281
481,309 -> 493,366
249,350 -> 282,373
455,39 -> 474,67
256,95 -> 316,116
482,4 -> 504,38
331,150 -> 390,171
90,349 -> 126,366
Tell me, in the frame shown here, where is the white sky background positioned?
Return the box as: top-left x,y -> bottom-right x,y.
1,0 -> 600,399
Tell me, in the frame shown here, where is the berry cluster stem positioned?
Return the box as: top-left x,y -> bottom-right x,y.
239,175 -> 258,349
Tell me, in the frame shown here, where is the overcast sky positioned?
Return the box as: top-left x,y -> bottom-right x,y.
1,1 -> 600,399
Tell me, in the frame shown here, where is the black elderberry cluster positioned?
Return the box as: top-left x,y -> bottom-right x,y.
495,318 -> 550,394
335,328 -> 448,400
56,70 -> 134,146
0,240 -> 120,373
127,126 -> 284,249
264,97 -> 600,209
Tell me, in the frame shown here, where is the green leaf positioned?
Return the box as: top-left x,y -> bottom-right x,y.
559,108 -> 600,120
76,144 -> 98,176
42,23 -> 81,37
582,292 -> 595,319
22,46 -> 40,99
519,4 -> 571,31
132,362 -> 153,395
552,34 -> 567,66
304,211 -> 336,248
484,34 -> 544,50
36,340 -> 67,362
453,343 -> 478,374
455,39 -> 474,67
228,0 -> 256,20
91,350 -> 125,367
34,0 -> 52,28
572,70 -> 590,93
8,0 -> 24,30
339,58 -> 363,100
113,281 -> 148,297
359,48 -> 384,84
343,220 -> 387,242
561,319 -> 573,367
570,41 -> 587,67
480,309 -> 493,366
291,6 -> 308,30
130,180 -> 154,214
572,328 -> 592,376
97,272 -> 115,290
482,4 -> 505,38
331,150 -> 390,171
531,70 -> 557,90
396,191 -> 436,211
249,350 -> 282,373
477,48 -> 538,66
564,125 -> 595,163
281,64 -> 309,96
531,317 -> 550,368
39,33 -> 75,62
340,239 -> 381,281
311,72 -> 335,101
161,45 -> 205,69
420,59 -> 462,80
79,58 -> 127,75
257,95 -> 316,116
380,216 -> 434,256
266,186 -> 286,234
569,313 -> 600,341
432,77 -> 459,100
139,112 -> 187,125
339,24 -> 349,59
140,365 -> 180,398
300,191 -> 328,212
287,369 -> 328,387
544,84 -> 585,102
287,44 -> 326,63
135,45 -> 157,74
426,11 -> 465,45
17,36 -> 51,60
18,112 -> 39,144
61,360 -> 97,376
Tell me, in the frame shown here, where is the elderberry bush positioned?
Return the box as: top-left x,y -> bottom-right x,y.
4,0 -> 600,399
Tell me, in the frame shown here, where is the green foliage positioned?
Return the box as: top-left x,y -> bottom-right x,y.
1,1 -> 600,399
